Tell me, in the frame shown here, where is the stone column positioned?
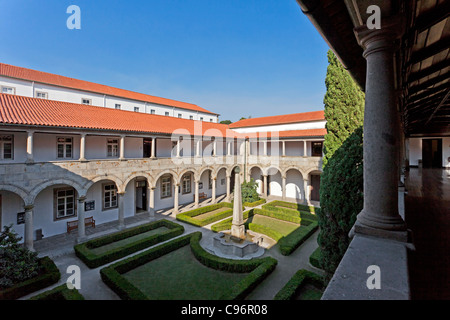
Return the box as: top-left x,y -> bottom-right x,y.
79,134 -> 87,162
77,196 -> 86,243
176,138 -> 181,158
119,135 -> 126,161
263,174 -> 268,197
303,141 -> 307,157
196,138 -> 201,157
226,175 -> 231,201
194,180 -> 199,208
213,139 -> 217,157
263,141 -> 268,156
151,137 -> 156,159
354,20 -> 407,240
173,182 -> 179,214
303,178 -> 309,205
282,141 -> 286,157
26,130 -> 34,164
117,192 -> 125,230
24,205 -> 34,251
282,175 -> 286,200
148,186 -> 155,218
212,177 -> 216,203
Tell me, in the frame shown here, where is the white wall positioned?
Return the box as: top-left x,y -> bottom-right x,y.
0,191 -> 25,240
409,137 -> 450,168
233,120 -> 326,134
286,170 -> 304,200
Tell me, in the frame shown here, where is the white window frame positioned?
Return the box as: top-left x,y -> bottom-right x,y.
200,117 -> 203,121
165,112 -> 170,116
161,176 -> 172,198
189,115 -> 193,120
107,138 -> 119,158
81,98 -> 92,105
54,187 -> 76,220
35,91 -> 48,99
0,135 -> 13,160
182,174 -> 192,194
115,104 -> 121,110
150,109 -> 156,114
1,86 -> 15,95
103,183 -> 118,210
178,114 -> 182,118
134,107 -> 140,112
57,137 -> 73,159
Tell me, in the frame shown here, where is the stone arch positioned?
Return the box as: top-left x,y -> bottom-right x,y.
264,165 -> 282,176
153,169 -> 179,186
197,166 -> 215,181
83,174 -> 124,194
123,172 -> 153,190
283,166 -> 306,179
29,178 -> 85,204
304,167 -> 323,177
177,168 -> 198,184
0,184 -> 29,205
227,165 -> 242,177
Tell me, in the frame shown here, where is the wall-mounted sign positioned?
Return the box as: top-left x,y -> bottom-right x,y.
85,201 -> 95,211
17,212 -> 25,225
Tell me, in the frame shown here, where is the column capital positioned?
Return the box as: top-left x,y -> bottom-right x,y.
78,196 -> 87,203
24,205 -> 34,211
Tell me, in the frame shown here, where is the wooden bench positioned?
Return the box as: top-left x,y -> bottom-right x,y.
194,192 -> 208,202
67,216 -> 96,234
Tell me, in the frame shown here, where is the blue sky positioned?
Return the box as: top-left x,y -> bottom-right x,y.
0,0 -> 330,122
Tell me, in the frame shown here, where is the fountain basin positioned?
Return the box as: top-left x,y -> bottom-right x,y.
209,231 -> 265,259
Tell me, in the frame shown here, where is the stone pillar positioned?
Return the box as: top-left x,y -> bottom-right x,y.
79,134 -> 87,162
303,141 -> 307,157
263,174 -> 268,197
303,178 -> 309,205
151,137 -> 156,159
26,130 -> 34,164
117,192 -> 125,230
173,182 -> 179,214
226,175 -> 231,201
231,168 -> 245,239
24,205 -> 34,251
196,138 -> 201,157
282,175 -> 286,200
354,19 -> 407,240
176,138 -> 181,158
213,139 -> 217,157
282,141 -> 286,157
263,141 -> 268,156
194,180 -> 199,208
119,135 -> 126,161
77,196 -> 86,242
212,177 -> 216,203
148,186 -> 155,218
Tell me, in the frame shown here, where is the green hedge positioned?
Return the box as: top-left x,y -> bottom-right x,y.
74,219 -> 184,268
0,256 -> 61,300
243,198 -> 266,207
309,247 -> 322,269
100,232 -> 277,300
29,284 -> 84,300
253,208 -> 301,224
210,209 -> 256,233
264,200 -> 320,215
247,223 -> 284,242
278,221 -> 319,256
176,202 -> 233,227
274,269 -> 325,300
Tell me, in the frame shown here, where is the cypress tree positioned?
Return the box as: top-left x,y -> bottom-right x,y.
317,50 -> 365,277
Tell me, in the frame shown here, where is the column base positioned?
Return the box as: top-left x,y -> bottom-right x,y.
76,236 -> 87,244
351,220 -> 410,242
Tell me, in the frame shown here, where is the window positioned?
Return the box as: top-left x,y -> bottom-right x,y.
210,119 -> 213,122
35,91 -> 48,99
82,98 -> 92,105
103,184 -> 118,210
161,176 -> 172,198
150,109 -> 155,114
57,137 -> 73,159
0,135 -> 13,160
208,172 -> 212,190
165,112 -> 170,116
182,174 -> 191,194
1,86 -> 15,95
115,104 -> 121,110
311,142 -> 323,157
189,115 -> 193,120
54,188 -> 76,220
134,107 -> 140,112
107,138 -> 119,157
178,114 -> 182,118
200,117 -> 203,121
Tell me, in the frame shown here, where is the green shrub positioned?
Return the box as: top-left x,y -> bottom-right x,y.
29,284 -> 84,300
248,223 -> 284,242
309,247 -> 322,269
75,219 -> 184,268
253,208 -> 301,224
278,221 -> 319,256
0,256 -> 61,300
274,269 -> 325,300
243,198 -> 266,207
176,202 -> 233,227
264,200 -> 319,214
241,179 -> 261,203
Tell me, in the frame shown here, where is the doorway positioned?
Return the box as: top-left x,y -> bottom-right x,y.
422,139 -> 442,168
135,180 -> 147,213
310,175 -> 321,202
143,139 -> 152,158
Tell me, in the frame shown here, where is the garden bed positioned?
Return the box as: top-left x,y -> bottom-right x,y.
0,256 -> 61,300
74,219 -> 184,268
176,202 -> 233,227
29,284 -> 84,300
100,232 -> 277,300
274,269 -> 326,300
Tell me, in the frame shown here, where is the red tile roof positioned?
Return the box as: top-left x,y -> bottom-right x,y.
229,110 -> 325,128
0,94 -> 230,138
0,63 -> 218,115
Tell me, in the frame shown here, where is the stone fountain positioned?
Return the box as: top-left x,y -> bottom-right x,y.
208,167 -> 265,259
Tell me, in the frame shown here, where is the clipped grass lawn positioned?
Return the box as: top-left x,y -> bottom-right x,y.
123,245 -> 247,300
192,207 -> 230,221
247,215 -> 300,236
295,283 -> 323,300
90,227 -> 170,255
176,202 -> 233,227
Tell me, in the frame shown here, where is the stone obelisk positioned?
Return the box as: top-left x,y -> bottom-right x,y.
231,167 -> 246,239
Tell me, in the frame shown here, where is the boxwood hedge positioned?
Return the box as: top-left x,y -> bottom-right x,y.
176,202 -> 233,227
74,219 -> 184,268
274,269 -> 325,300
29,284 -> 84,300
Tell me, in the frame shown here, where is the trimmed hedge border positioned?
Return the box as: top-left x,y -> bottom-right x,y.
74,219 -> 184,269
243,198 -> 266,207
100,231 -> 277,300
278,221 -> 319,256
274,269 -> 325,300
176,202 -> 233,227
263,200 -> 320,215
0,256 -> 61,300
309,247 -> 322,269
253,208 -> 301,224
29,284 -> 85,300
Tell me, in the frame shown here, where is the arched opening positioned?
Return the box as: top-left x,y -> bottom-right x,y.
84,179 -> 121,227
266,167 -> 282,198
249,166 -> 264,195
0,189 -> 26,240
216,167 -> 228,199
285,168 -> 304,201
179,170 -> 195,206
155,173 -> 176,211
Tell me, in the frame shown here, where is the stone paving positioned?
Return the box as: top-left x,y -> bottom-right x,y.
22,197 -> 324,300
